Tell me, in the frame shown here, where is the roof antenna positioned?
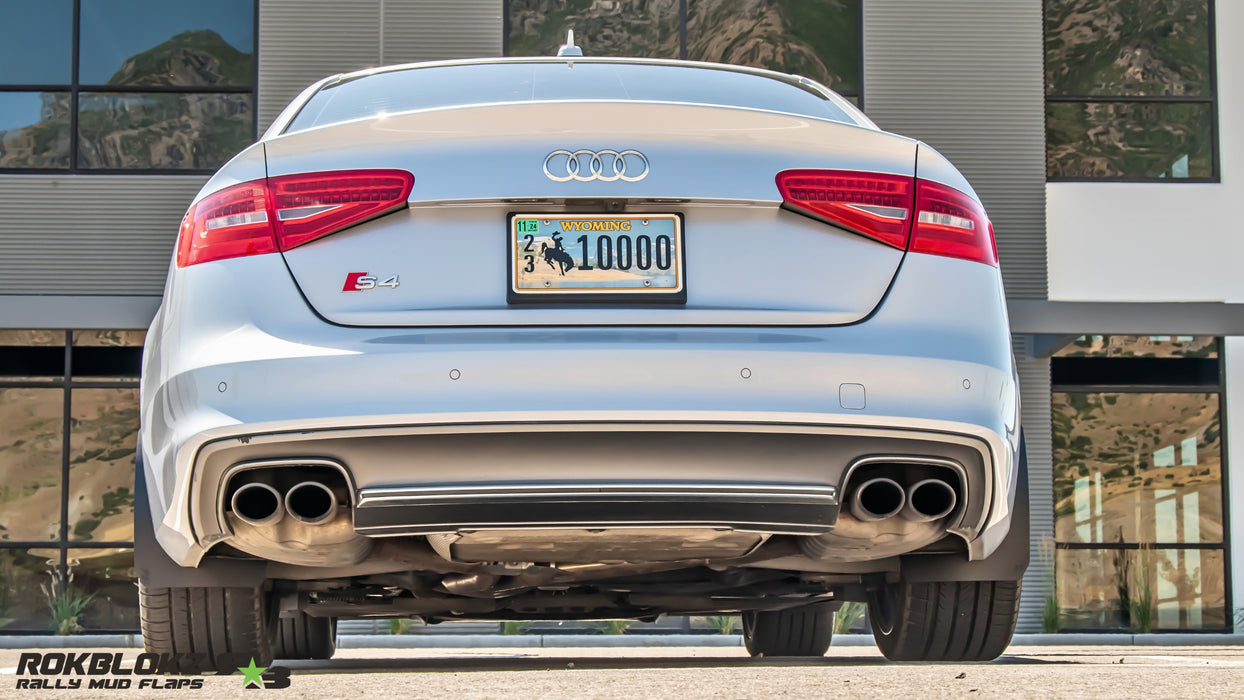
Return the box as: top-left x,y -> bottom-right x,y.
557,29 -> 583,57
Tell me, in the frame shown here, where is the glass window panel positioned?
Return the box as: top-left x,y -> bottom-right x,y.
0,388 -> 64,542
1054,335 -> 1217,358
71,330 -> 147,347
0,1 -> 73,84
0,549 -> 58,632
0,92 -> 72,169
1046,101 -> 1213,180
66,549 -> 137,631
71,346 -> 143,381
77,92 -> 254,170
1057,548 -> 1226,631
0,330 -> 66,380
79,0 -> 254,87
1045,0 -> 1211,97
507,0 -> 680,59
69,389 -> 139,542
1053,392 -> 1222,544
287,63 -> 855,134
687,0 -> 859,94
0,330 -> 64,346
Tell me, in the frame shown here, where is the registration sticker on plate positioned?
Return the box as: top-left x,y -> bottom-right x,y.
508,214 -> 685,302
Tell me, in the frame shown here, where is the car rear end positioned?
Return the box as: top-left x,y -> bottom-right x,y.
138,58 -> 1023,665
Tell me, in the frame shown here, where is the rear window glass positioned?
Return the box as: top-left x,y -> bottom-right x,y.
285,61 -> 856,133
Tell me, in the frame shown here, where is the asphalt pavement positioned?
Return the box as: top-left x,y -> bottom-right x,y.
4,645 -> 1243,699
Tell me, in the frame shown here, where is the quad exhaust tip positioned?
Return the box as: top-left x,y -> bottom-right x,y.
848,477 -> 906,522
901,478 -> 957,522
284,481 -> 338,525
230,482 -> 284,527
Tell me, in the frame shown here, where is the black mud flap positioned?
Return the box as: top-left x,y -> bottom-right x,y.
899,432 -> 1030,583
134,449 -> 268,588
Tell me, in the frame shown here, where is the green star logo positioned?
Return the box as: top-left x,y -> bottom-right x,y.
238,658 -> 268,688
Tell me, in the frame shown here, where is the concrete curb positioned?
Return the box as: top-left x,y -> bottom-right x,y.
3,633 -> 1242,649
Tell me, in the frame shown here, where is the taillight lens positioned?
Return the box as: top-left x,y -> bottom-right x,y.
175,169 -> 414,268
270,170 -> 414,249
775,169 -> 914,249
910,179 -> 996,266
776,169 -> 996,266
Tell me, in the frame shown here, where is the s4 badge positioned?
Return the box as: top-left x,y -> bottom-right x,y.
342,272 -> 399,291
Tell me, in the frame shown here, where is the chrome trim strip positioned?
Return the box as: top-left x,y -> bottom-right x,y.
357,482 -> 837,507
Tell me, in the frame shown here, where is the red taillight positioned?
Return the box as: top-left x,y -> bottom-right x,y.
270,169 -> 414,250
910,179 -> 996,266
775,169 -> 914,249
175,169 -> 414,268
176,179 -> 275,268
776,169 -> 996,266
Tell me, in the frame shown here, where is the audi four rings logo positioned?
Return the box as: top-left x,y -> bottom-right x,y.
543,149 -> 650,182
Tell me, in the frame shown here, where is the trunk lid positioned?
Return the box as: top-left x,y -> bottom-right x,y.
266,102 -> 916,326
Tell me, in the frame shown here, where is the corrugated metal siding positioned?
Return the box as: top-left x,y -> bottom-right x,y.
1015,337 -> 1055,634
0,175 -> 205,295
862,0 -> 1048,300
257,0 -> 504,133
257,0 -> 383,132
381,0 -> 503,64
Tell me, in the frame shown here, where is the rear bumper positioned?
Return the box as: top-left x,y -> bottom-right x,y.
140,252 -> 1020,568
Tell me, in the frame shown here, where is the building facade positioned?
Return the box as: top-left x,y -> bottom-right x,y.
0,0 -> 1237,635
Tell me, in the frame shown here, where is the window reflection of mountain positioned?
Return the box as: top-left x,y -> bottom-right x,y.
0,29 -> 252,170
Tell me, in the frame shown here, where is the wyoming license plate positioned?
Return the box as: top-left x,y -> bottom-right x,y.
508,214 -> 685,303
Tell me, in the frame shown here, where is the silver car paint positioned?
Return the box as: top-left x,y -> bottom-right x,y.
143,57 -> 1019,570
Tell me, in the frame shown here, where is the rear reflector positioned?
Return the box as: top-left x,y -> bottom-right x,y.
776,169 -> 995,266
176,169 -> 414,268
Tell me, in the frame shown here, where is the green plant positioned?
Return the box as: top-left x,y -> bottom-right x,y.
41,569 -> 95,636
593,619 -> 632,635
1038,536 -> 1061,633
1128,547 -> 1154,634
502,620 -> 533,635
706,615 -> 739,634
387,618 -> 417,635
833,602 -> 867,634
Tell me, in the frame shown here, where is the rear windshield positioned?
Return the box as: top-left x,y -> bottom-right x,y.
285,61 -> 857,133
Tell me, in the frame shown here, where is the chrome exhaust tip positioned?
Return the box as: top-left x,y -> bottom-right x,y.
284,481 -> 338,525
848,477 -> 906,522
901,479 -> 958,522
230,482 -> 284,527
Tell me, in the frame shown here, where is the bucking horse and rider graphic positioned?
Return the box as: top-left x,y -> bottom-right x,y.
540,232 -> 576,275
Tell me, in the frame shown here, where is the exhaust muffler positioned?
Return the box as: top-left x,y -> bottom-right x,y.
284,481 -> 338,525
230,483 -> 285,527
901,479 -> 957,522
848,477 -> 906,522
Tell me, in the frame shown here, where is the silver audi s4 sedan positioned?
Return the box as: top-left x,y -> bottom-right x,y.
136,49 -> 1025,669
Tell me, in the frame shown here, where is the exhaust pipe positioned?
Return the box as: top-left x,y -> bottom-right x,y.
901,479 -> 958,522
848,477 -> 906,522
284,481 -> 338,525
230,483 -> 284,527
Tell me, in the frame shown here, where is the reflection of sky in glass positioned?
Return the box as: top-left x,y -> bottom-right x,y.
78,0 -> 254,85
0,1 -> 74,84
0,93 -> 53,132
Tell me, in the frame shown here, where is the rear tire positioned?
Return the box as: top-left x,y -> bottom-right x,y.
273,613 -> 336,660
139,582 -> 273,673
742,601 -> 837,657
868,580 -> 1019,661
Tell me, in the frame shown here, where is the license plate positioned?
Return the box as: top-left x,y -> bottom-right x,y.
508,214 -> 685,302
